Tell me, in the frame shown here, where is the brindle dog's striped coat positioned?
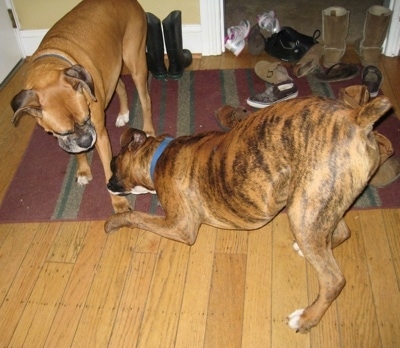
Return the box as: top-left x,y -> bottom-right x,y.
106,95 -> 391,333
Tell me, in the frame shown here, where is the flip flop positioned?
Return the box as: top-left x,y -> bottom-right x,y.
362,65 -> 383,98
313,63 -> 360,82
254,61 -> 292,84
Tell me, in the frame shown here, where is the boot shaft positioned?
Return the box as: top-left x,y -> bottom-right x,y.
322,7 -> 349,48
146,12 -> 167,79
361,5 -> 392,48
162,10 -> 192,79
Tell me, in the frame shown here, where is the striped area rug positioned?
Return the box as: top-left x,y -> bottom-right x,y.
1,69 -> 399,223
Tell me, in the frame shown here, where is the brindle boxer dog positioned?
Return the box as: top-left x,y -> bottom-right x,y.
105,95 -> 391,332
10,0 -> 152,213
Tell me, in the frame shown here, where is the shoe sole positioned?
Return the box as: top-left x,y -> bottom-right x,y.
246,91 -> 299,108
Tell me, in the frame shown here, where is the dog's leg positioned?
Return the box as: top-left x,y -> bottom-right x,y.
93,116 -> 131,213
104,210 -> 199,245
292,218 -> 350,256
75,153 -> 93,185
286,211 -> 346,333
331,218 -> 351,249
115,79 -> 130,127
123,24 -> 154,136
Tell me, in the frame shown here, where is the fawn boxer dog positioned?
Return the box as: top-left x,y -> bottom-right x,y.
10,0 -> 152,213
105,95 -> 391,332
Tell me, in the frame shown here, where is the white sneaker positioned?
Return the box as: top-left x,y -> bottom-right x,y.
225,20 -> 251,56
257,11 -> 281,35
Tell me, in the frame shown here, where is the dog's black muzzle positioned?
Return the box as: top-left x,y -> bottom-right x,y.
57,120 -> 97,153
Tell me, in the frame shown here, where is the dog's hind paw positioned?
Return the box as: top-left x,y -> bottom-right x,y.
292,241 -> 304,257
115,111 -> 129,127
288,308 -> 305,331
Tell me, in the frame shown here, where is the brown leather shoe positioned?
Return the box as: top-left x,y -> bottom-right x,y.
370,156 -> 400,188
215,105 -> 250,131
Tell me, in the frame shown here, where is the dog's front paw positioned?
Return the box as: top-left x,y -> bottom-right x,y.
76,173 -> 93,185
111,195 -> 131,214
115,111 -> 129,127
288,308 -> 305,332
104,218 -> 120,234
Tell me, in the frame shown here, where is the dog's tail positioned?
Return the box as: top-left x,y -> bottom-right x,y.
354,96 -> 392,131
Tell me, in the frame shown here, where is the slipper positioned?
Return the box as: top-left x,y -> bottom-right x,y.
215,105 -> 250,131
293,43 -> 323,78
370,156 -> 400,188
362,65 -> 383,98
313,63 -> 360,82
254,61 -> 292,84
248,24 -> 265,55
338,85 -> 370,108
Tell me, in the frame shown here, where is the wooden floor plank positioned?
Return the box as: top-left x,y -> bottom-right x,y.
46,221 -> 90,263
204,253 -> 247,348
9,262 -> 73,347
108,252 -> 157,347
0,223 -> 39,303
0,223 -> 59,346
360,209 -> 400,347
215,228 -> 248,254
136,238 -> 190,348
241,225 -> 273,348
335,212 -> 381,348
270,214 -> 310,347
44,221 -> 108,347
382,209 -> 400,289
175,225 -> 217,348
71,230 -> 137,346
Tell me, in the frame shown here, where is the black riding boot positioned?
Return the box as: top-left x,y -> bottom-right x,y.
162,10 -> 192,79
146,12 -> 167,79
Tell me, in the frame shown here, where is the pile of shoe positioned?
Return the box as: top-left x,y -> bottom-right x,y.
225,11 -> 280,56
247,61 -> 298,108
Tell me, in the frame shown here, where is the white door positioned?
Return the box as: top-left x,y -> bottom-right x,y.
0,0 -> 24,84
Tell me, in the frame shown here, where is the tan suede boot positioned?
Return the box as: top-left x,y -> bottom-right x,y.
358,5 -> 392,67
321,7 -> 349,68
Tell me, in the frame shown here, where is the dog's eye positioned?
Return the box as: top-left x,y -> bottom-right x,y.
53,130 -> 74,136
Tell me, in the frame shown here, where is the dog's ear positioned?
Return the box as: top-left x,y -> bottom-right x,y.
120,128 -> 147,151
11,89 -> 43,125
64,64 -> 97,102
355,96 -> 392,130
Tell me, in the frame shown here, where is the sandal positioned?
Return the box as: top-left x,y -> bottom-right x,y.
313,63 -> 360,82
254,61 -> 291,84
362,65 -> 383,98
293,43 -> 323,78
215,105 -> 250,131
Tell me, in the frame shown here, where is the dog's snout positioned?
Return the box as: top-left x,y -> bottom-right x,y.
77,133 -> 94,148
107,179 -> 130,196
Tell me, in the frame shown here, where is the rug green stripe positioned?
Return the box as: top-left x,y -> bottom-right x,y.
221,70 -> 239,106
354,186 -> 381,208
176,71 -> 192,136
52,152 -> 93,219
306,72 -> 335,98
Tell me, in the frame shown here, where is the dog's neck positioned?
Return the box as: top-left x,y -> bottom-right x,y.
150,137 -> 174,181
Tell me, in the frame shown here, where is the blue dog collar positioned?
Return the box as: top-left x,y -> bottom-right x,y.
150,136 -> 174,182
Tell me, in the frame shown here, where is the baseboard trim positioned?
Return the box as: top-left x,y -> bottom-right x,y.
19,25 -> 205,57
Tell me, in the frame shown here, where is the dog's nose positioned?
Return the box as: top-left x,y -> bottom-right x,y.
77,134 -> 93,148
